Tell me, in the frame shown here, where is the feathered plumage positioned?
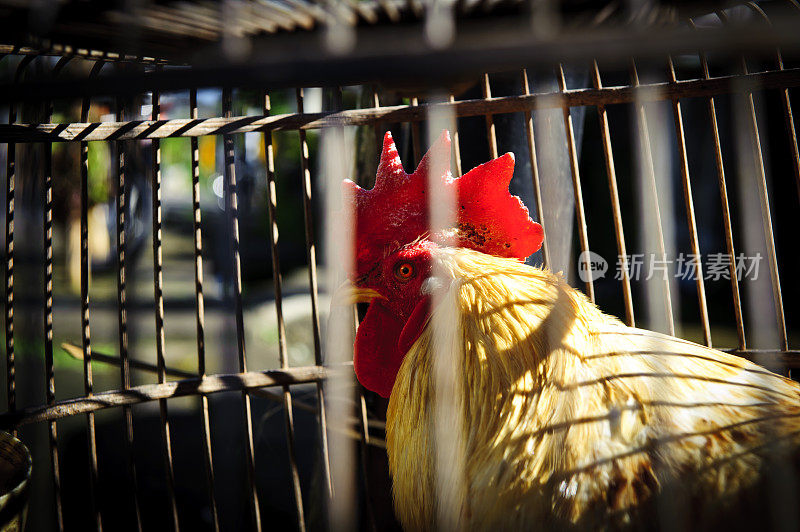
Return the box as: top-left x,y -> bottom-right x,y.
387,248 -> 800,530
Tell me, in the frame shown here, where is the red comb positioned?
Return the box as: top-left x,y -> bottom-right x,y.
343,131 -> 543,276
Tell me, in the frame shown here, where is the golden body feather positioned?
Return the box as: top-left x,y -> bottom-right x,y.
386,248 -> 800,530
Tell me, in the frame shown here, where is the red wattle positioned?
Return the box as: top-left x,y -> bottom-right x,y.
354,301 -> 407,398
354,298 -> 432,398
398,296 -> 432,356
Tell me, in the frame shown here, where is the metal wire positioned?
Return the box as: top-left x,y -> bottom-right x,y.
295,87 -> 334,498
150,81 -> 181,531
667,56 -> 712,347
688,19 -> 747,350
557,64 -> 594,301
43,54 -> 72,532
221,87 -> 262,531
482,73 -> 498,159
521,68 -> 551,269
592,61 -> 634,326
262,89 -> 306,531
189,88 -> 221,532
113,90 -> 143,532
5,55 -> 35,437
82,58 -> 106,532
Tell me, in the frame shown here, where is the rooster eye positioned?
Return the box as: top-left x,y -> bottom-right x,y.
394,262 -> 415,281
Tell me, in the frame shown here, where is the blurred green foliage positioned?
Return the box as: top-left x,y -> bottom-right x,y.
87,142 -> 110,205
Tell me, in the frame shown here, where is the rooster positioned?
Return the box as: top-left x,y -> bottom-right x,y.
339,131 -> 800,530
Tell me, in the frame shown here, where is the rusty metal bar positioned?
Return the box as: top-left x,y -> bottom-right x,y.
667,56 -> 712,347
592,62 -> 634,326
114,92 -> 143,532
263,90 -> 306,531
222,87 -> 262,531
0,364 -> 341,429
448,94 -> 463,177
782,79 -> 800,206
410,97 -> 422,166
60,340 -> 389,446
744,2 -> 800,206
42,142 -> 65,519
688,19 -> 747,350
43,55 -> 71,532
5,56 -> 34,435
482,73 -> 498,159
521,69 -> 551,269
371,87 -> 385,161
630,59 -> 676,336
738,60 -> 789,351
4,67 -> 800,143
81,59 -> 105,532
0,45 -> 168,64
557,64 -> 594,301
296,87 -> 333,497
189,88 -> 220,532
779,7 -> 800,205
150,85 -> 180,531
43,134 -> 64,529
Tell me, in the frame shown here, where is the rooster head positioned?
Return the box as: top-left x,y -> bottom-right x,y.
340,130 -> 543,397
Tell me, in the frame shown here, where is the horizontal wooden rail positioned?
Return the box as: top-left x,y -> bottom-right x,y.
1,67 -> 799,143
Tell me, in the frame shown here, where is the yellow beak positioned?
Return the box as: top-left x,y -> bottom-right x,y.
332,281 -> 386,307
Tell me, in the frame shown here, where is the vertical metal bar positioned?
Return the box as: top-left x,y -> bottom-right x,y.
81,60 -> 105,531
448,95 -> 463,177
189,88 -> 220,532
592,62 -> 635,326
295,87 -> 333,498
4,129 -> 12,426
150,85 -> 180,531
667,57 -> 712,347
630,60 -> 675,336
556,64 -> 594,301
222,87 -> 262,531
745,1 -> 800,206
4,139 -> 13,432
482,73 -> 498,159
43,140 -> 64,530
737,59 -> 789,351
371,87 -> 385,161
44,56 -> 69,532
410,97 -> 422,166
688,28 -> 747,349
114,94 -> 143,532
262,90 -> 306,531
779,81 -> 800,206
521,69 -> 551,269
3,56 -> 33,436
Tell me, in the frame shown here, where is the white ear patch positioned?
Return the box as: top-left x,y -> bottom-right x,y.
421,276 -> 445,295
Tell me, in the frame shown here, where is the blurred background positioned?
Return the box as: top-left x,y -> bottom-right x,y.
0,0 -> 799,530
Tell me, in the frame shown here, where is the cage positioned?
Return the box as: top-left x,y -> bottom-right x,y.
0,0 -> 799,530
